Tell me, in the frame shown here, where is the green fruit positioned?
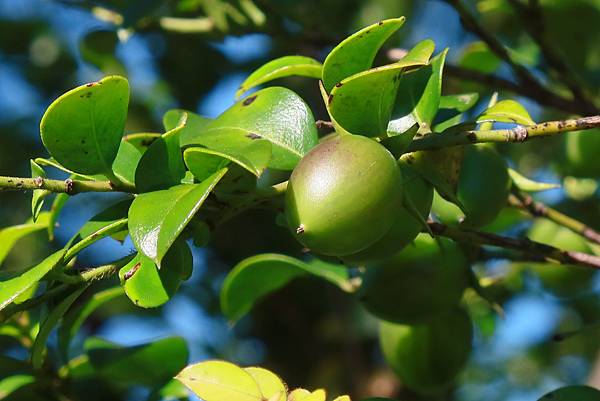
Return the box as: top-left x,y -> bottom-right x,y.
564,129 -> 600,177
359,234 -> 469,324
380,307 -> 473,393
343,165 -> 433,264
527,218 -> 594,296
285,134 -> 402,256
537,385 -> 600,401
457,144 -> 510,227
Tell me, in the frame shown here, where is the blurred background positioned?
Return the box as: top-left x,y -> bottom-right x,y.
1,0 -> 600,400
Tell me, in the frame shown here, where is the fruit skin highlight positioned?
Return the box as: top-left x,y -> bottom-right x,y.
285,134 -> 402,256
359,234 -> 469,324
379,307 -> 473,393
343,164 -> 433,264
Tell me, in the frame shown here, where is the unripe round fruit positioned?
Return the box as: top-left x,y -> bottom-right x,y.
537,386 -> 600,401
379,307 -> 473,393
527,218 -> 594,297
358,234 -> 469,324
285,134 -> 402,256
457,144 -> 510,227
563,129 -> 600,177
343,165 -> 433,264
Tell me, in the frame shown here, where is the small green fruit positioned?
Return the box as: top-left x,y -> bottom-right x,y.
457,144 -> 510,227
537,385 -> 600,401
380,307 -> 473,393
343,165 -> 433,264
564,129 -> 600,177
359,234 -> 469,324
285,134 -> 402,256
526,218 -> 594,297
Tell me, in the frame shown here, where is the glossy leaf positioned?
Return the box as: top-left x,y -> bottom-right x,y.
40,75 -> 129,175
58,286 -> 124,360
176,360 -> 263,401
86,336 -> 188,386
328,39 -> 434,137
509,169 -> 560,192
184,140 -> 271,180
237,56 -> 322,98
478,99 -> 535,126
322,17 -> 405,92
0,213 -> 50,265
244,367 -> 287,401
119,240 -> 192,308
0,249 -> 65,311
31,286 -> 87,369
163,109 -> 212,146
135,114 -> 187,193
181,87 -> 318,170
221,254 -> 351,322
30,160 -> 49,222
111,140 -> 142,187
129,169 -> 227,266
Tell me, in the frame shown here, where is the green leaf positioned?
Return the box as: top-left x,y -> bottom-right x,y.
34,157 -> 97,181
0,375 -> 36,399
184,140 -> 271,180
163,109 -> 212,146
48,193 -> 69,241
478,99 -> 535,126
0,213 -> 50,265
119,240 -> 192,308
31,286 -> 87,369
122,132 -> 161,153
40,75 -> 129,176
76,198 -> 132,241
58,286 -> 124,360
459,41 -> 501,74
220,254 -> 350,322
111,140 -> 142,187
0,249 -> 65,311
176,360 -> 263,401
327,40 -> 434,137
147,379 -> 190,401
129,169 -> 227,266
181,87 -> 318,170
85,336 -> 188,386
30,160 -> 49,222
439,93 -> 479,112
322,17 -> 406,92
237,56 -> 322,98
395,49 -> 448,131
508,168 -> 560,192
244,367 -> 287,401
135,114 -> 187,193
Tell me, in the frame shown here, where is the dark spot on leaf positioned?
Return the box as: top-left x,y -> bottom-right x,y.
86,82 -> 95,87
467,132 -> 477,142
246,133 -> 262,140
328,94 -> 334,105
86,92 -> 92,98
243,95 -> 257,106
335,82 -> 343,88
81,139 -> 86,144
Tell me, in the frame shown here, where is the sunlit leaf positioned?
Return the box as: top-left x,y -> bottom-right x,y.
40,75 -> 129,176
176,360 -> 263,401
508,169 -> 560,192
129,169 -> 227,266
237,56 -> 322,98
322,17 -> 405,91
244,367 -> 287,401
477,99 -> 535,126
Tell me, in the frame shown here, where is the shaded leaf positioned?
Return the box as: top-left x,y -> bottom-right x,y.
478,99 -> 535,126
111,140 -> 142,187
0,213 -> 50,265
181,87 -> 318,170
0,249 -> 65,311
40,75 -> 129,176
237,56 -> 322,98
459,41 -> 501,74
119,240 -> 192,308
176,360 -> 263,401
122,132 -> 161,153
508,168 -> 560,192
129,169 -> 227,266
328,39 -> 434,137
31,286 -> 87,369
439,93 -> 479,112
0,375 -> 36,399
163,109 -> 212,146
322,17 -> 405,92
135,114 -> 187,193
220,254 -> 351,322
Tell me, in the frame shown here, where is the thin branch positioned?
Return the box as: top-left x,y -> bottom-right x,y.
0,176 -> 134,194
404,115 -> 600,153
509,191 -> 600,246
428,221 -> 600,270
